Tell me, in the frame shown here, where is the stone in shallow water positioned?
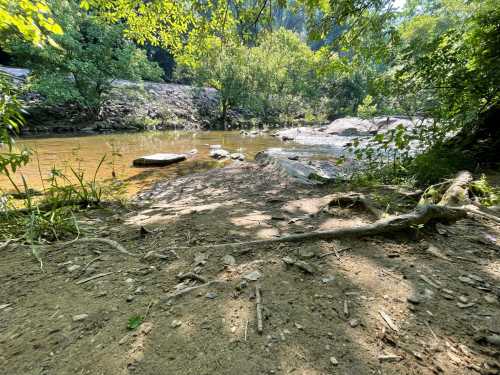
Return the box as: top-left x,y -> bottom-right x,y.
133,153 -> 186,167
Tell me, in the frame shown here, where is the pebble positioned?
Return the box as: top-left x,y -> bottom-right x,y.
222,255 -> 236,266
407,295 -> 421,304
459,276 -> 475,285
349,319 -> 359,328
243,270 -> 262,281
206,292 -> 217,299
458,296 -> 469,303
72,314 -> 88,322
170,320 -> 182,328
67,265 -> 81,272
330,357 -> 338,366
126,295 -> 134,302
484,295 -> 497,304
134,287 -> 145,295
298,248 -> 315,259
125,278 -> 135,284
294,323 -> 304,330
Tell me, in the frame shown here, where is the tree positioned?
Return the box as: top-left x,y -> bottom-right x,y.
7,0 -> 163,116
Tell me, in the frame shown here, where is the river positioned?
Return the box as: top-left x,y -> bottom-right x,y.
0,131 -> 293,196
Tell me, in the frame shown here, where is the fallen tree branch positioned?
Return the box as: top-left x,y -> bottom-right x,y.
163,204 -> 466,252
256,285 -> 263,335
160,280 -> 226,302
177,272 -> 208,284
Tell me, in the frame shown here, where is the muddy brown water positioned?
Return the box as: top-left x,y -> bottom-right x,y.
0,131 -> 292,196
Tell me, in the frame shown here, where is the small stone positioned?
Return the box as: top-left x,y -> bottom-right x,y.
349,319 -> 359,328
298,248 -> 315,259
282,256 -> 295,265
243,270 -> 262,281
484,295 -> 497,304
134,287 -> 145,295
458,296 -> 469,303
72,314 -> 88,322
206,292 -> 217,299
457,302 -> 475,308
459,276 -> 475,285
125,278 -> 135,284
321,276 -> 335,284
330,357 -> 338,366
170,320 -> 182,328
236,280 -> 248,290
294,260 -> 315,274
294,323 -> 303,330
67,264 -> 81,272
126,295 -> 134,302
222,255 -> 236,266
407,295 -> 421,304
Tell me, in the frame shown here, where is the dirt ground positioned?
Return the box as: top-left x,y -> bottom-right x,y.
1,162 -> 499,375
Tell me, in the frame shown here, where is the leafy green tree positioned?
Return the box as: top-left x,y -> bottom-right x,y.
8,0 -> 163,115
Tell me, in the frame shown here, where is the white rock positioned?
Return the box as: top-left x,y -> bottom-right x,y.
73,314 -> 89,322
243,270 -> 262,281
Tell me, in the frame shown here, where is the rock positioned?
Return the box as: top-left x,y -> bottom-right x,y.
484,294 -> 497,304
326,117 -> 374,136
282,256 -> 296,265
321,276 -> 335,284
133,153 -> 186,167
134,287 -> 145,295
170,320 -> 182,328
294,322 -> 304,330
486,335 -> 500,347
72,314 -> 89,322
349,319 -> 359,328
298,248 -> 315,259
209,149 -> 230,159
294,260 -> 315,274
67,264 -> 81,272
206,292 -> 217,299
243,270 -> 262,281
458,296 -> 469,303
459,276 -> 475,285
222,255 -> 236,266
378,354 -> 403,362
230,153 -> 245,161
126,295 -> 134,302
330,357 -> 338,366
407,295 -> 421,304
125,278 -> 135,284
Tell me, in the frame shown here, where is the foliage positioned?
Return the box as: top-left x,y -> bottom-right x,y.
470,175 -> 499,207
357,95 -> 378,119
178,28 -> 323,125
7,0 -> 163,113
127,315 -> 144,330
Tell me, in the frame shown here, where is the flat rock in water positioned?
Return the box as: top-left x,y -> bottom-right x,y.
210,149 -> 230,159
133,153 -> 186,167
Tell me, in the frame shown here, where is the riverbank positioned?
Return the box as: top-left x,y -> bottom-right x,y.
1,162 -> 499,375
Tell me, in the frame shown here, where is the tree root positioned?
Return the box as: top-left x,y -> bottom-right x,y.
163,204 -> 467,252
160,280 -> 226,302
323,192 -> 384,219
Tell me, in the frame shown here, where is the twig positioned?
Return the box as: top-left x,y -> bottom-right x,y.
161,280 -> 226,301
256,285 -> 263,335
177,272 -> 208,284
144,301 -> 154,319
343,298 -> 349,318
76,272 -> 114,285
0,238 -> 21,251
244,320 -> 249,341
83,256 -> 101,272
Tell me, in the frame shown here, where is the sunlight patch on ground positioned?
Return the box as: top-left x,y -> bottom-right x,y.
221,299 -> 252,339
281,196 -> 331,215
278,344 -> 322,375
230,211 -> 272,228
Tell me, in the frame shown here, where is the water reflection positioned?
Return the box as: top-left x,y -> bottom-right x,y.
0,131 -> 291,195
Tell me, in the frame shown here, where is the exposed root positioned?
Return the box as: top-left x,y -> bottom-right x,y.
177,272 -> 208,284
323,192 -> 384,219
0,238 -> 22,251
164,204 -> 467,252
438,171 -> 473,207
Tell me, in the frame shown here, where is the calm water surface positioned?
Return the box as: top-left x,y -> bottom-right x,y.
1,131 -> 292,196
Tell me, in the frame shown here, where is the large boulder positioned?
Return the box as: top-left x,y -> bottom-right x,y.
133,153 -> 186,167
210,149 -> 230,159
325,117 -> 374,136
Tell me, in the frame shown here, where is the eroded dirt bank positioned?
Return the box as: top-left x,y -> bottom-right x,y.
1,163 -> 499,375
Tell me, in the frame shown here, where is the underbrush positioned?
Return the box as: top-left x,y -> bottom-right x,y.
0,153 -> 127,244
